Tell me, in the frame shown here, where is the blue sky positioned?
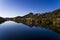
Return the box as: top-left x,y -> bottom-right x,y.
0,0 -> 60,17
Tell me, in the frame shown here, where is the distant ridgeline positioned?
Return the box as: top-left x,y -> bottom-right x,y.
0,9 -> 60,25
8,9 -> 60,33
10,9 -> 60,26
0,9 -> 60,33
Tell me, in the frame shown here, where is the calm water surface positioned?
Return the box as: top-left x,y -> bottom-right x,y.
0,21 -> 60,40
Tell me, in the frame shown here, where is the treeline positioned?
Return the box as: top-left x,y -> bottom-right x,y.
10,9 -> 60,25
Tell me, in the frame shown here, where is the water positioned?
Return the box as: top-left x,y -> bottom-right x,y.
0,21 -> 60,40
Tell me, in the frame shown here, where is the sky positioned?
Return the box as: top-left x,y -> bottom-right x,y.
0,0 -> 60,17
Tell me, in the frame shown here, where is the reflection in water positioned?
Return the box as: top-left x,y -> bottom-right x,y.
14,21 -> 60,34
0,21 -> 5,24
0,20 -> 60,34
0,21 -> 60,40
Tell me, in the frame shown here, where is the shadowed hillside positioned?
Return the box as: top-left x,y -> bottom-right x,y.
0,9 -> 60,33
10,9 -> 60,25
0,17 -> 7,24
9,9 -> 60,33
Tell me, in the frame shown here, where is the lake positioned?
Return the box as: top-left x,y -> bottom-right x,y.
0,21 -> 60,40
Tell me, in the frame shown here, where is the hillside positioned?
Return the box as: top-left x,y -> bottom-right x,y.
0,17 -> 7,24
10,9 -> 60,25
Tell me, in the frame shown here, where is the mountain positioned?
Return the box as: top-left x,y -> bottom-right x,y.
0,17 -> 7,21
7,9 -> 60,26
0,17 -> 7,24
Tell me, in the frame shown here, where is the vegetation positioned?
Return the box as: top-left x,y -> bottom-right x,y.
0,9 -> 60,33
10,9 -> 60,33
10,9 -> 60,25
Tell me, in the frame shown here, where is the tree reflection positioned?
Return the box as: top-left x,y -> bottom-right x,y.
0,17 -> 6,24
0,21 -> 6,24
14,21 -> 60,34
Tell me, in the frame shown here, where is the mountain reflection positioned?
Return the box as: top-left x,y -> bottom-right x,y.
14,21 -> 60,34
0,20 -> 60,34
0,21 -> 6,24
